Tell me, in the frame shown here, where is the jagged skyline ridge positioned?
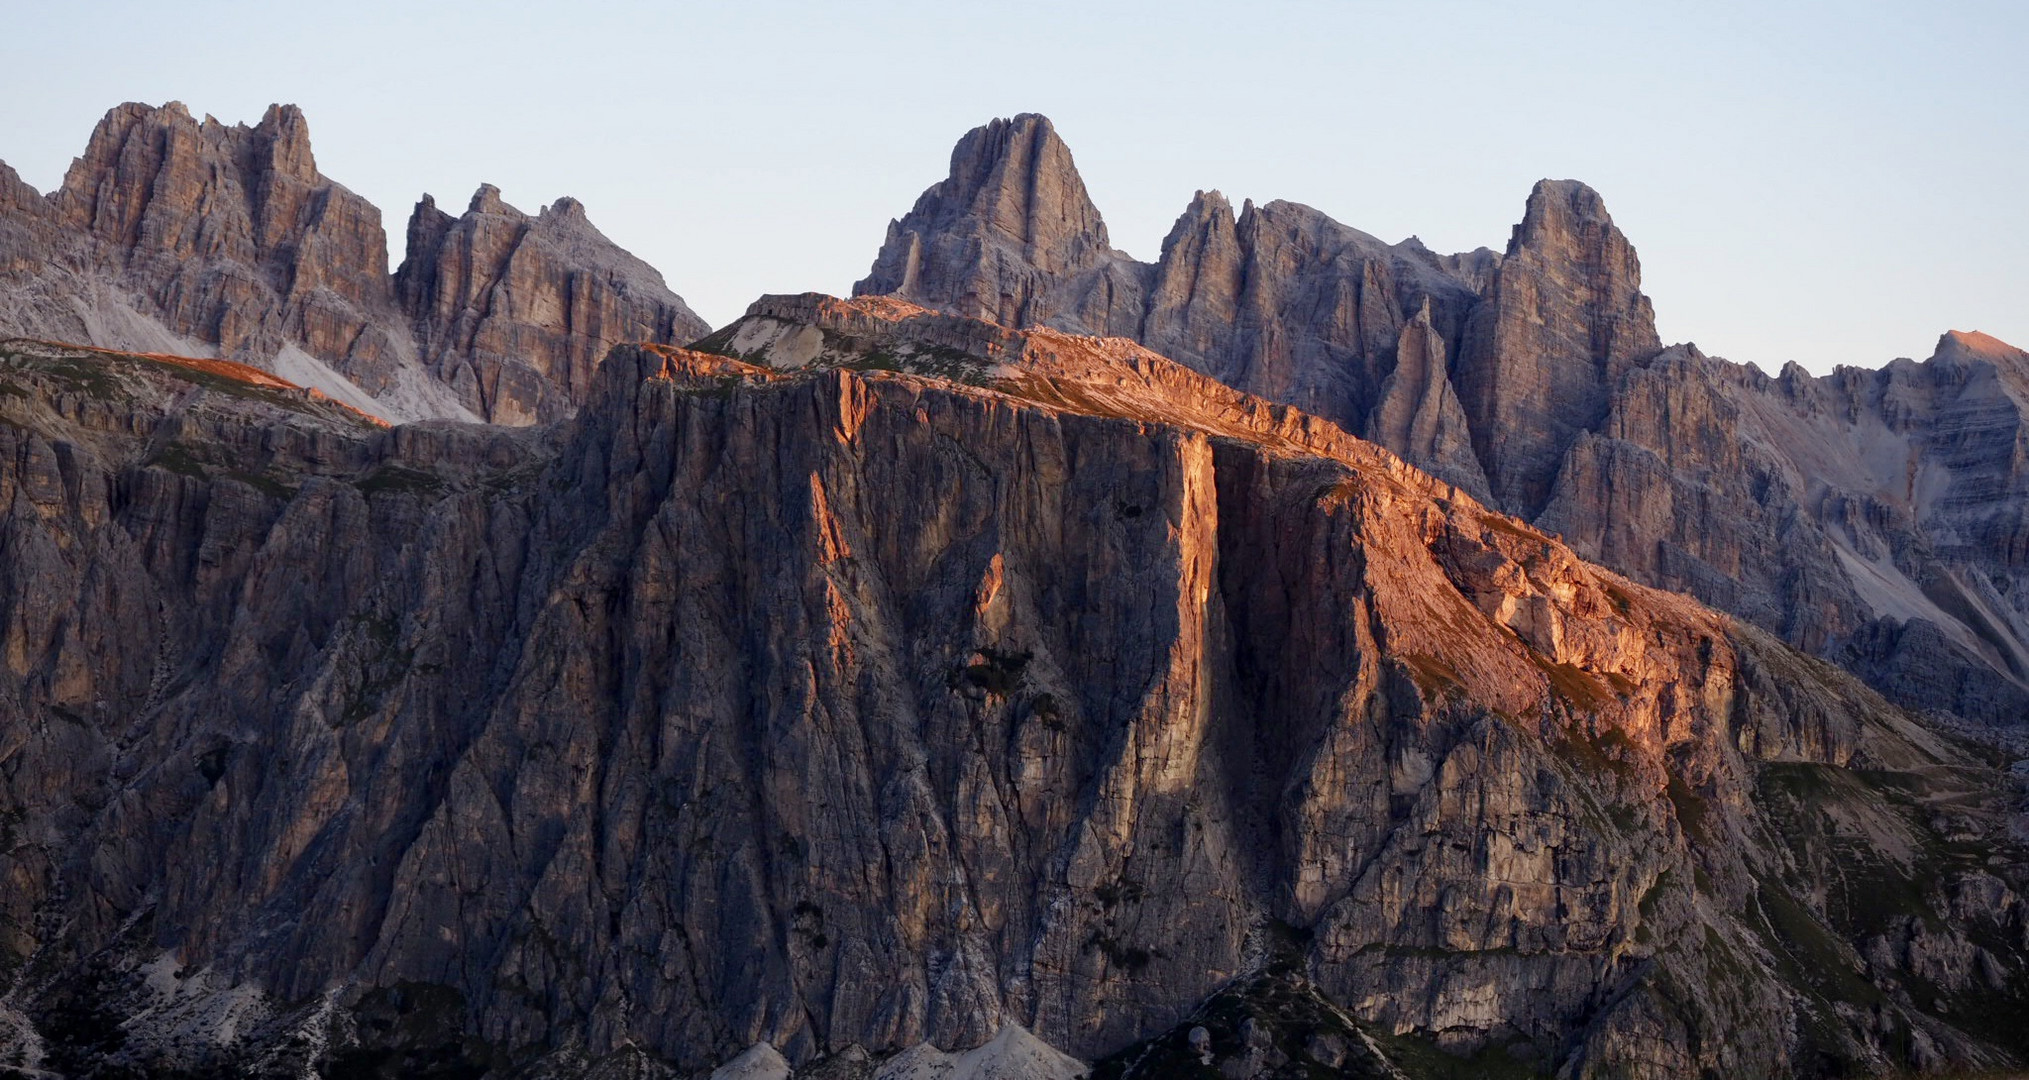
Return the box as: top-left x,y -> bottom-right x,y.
1,0 -> 2022,374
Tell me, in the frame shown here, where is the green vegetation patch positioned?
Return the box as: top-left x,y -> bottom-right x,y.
336,614 -> 416,727
148,442 -> 211,480
228,468 -> 298,499
22,353 -> 129,400
1365,1029 -> 1550,1080
1755,762 -> 1947,936
1533,656 -> 1615,710
685,324 -> 749,360
327,981 -> 506,1080
1089,964 -> 1546,1079
1558,724 -> 1643,783
1752,883 -> 1881,1005
1476,513 -> 1544,545
1090,920 -> 1549,1080
842,343 -> 994,386
1399,654 -> 1464,699
0,343 -> 384,433
354,464 -> 447,497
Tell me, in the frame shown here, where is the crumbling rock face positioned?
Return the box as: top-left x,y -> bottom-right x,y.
0,101 -> 708,424
3,305 -> 2021,1079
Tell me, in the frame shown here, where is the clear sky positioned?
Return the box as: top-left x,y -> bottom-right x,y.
3,0 -> 2022,373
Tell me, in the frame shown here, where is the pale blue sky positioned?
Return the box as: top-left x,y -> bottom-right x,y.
3,0 -> 2022,372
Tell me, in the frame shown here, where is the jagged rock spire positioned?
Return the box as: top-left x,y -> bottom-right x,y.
855,113 -> 1131,329
394,183 -> 709,423
0,100 -> 710,424
1454,178 -> 1661,515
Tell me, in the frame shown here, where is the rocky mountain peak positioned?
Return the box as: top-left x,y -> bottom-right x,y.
856,117 -> 1511,494
1170,187 -> 1235,232
23,100 -> 410,398
251,102 -> 316,179
1511,178 -> 1613,251
467,182 -> 511,215
1500,179 -> 1657,354
1146,189 -> 1240,291
941,112 -> 1108,255
395,179 -> 707,423
0,101 -> 714,426
1454,178 -> 1662,515
542,194 -> 590,224
853,113 -> 1126,328
1936,327 -> 2024,365
0,159 -> 37,211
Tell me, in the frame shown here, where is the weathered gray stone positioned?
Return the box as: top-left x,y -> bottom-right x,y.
8,303 -> 2022,1078
0,101 -> 709,424
854,112 -> 2029,728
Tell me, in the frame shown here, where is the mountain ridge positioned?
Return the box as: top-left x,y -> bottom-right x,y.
1,304 -> 2024,1077
852,112 -> 2029,728
3,101 -> 2028,1080
0,100 -> 710,425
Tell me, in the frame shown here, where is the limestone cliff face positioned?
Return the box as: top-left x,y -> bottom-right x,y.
853,113 -> 2025,730
0,101 -> 708,424
1453,179 -> 1661,515
0,102 -> 413,392
48,101 -> 406,381
395,186 -> 710,425
2,309 -> 2023,1079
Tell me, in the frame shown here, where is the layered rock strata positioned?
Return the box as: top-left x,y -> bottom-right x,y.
1538,330 -> 2029,724
0,101 -> 709,423
1,303 -> 2023,1079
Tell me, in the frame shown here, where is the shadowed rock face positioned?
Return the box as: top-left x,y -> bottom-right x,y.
854,113 -> 2029,727
0,101 -> 708,424
2,307 -> 2024,1079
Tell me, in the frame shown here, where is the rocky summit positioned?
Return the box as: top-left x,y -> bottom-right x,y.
0,105 -> 2026,1080
855,113 -> 2029,729
0,102 -> 708,425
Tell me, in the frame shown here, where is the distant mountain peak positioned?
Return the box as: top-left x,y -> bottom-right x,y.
1,99 -> 708,425
467,182 -> 510,214
854,112 -> 1120,325
1937,327 -> 2023,361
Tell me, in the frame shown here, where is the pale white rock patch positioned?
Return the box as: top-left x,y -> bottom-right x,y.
710,1041 -> 793,1080
872,1025 -> 1086,1080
